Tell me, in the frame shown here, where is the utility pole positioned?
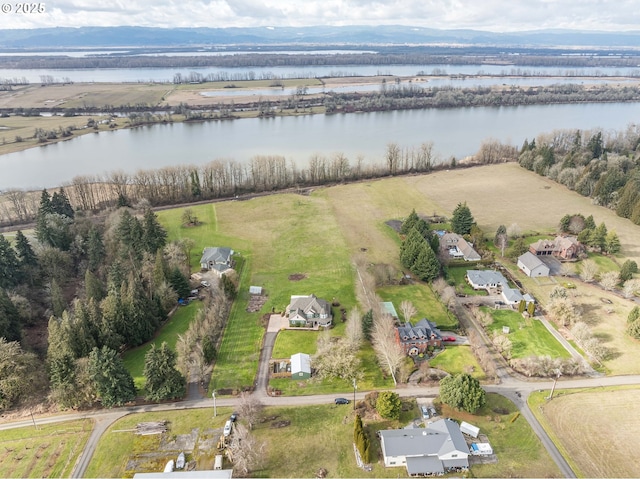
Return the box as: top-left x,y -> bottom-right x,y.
212,391 -> 217,417
547,370 -> 561,400
353,378 -> 357,410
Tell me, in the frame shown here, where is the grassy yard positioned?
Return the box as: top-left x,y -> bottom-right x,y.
442,393 -> 561,478
0,419 -> 92,478
429,346 -> 486,380
529,387 -> 640,478
585,252 -> 621,274
272,330 -> 319,358
377,284 -> 457,329
122,301 -> 203,391
483,307 -> 571,359
447,266 -> 487,296
84,392 -> 558,478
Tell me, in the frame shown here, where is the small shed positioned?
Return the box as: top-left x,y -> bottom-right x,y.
290,352 -> 311,379
249,285 -> 263,295
460,421 -> 480,438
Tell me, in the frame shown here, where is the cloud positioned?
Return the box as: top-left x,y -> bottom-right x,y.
2,0 -> 640,31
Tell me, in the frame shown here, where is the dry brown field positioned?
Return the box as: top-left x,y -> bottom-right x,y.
534,387 -> 640,477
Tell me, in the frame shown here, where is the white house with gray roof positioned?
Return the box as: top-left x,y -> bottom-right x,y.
379,418 -> 469,475
517,252 -> 550,278
466,270 -> 535,308
200,247 -> 234,277
287,294 -> 332,328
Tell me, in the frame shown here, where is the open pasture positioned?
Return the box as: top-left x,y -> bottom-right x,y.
377,284 -> 457,329
530,387 -> 640,478
0,419 -> 91,478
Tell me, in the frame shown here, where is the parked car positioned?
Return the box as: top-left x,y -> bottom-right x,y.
230,412 -> 238,422
223,420 -> 232,437
421,405 -> 430,419
334,397 -> 350,405
429,406 -> 437,417
442,336 -> 456,342
201,280 -> 210,287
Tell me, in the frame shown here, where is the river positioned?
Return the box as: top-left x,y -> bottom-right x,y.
1,102 -> 639,190
1,63 -> 639,84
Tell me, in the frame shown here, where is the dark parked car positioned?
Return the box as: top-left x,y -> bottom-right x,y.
230,413 -> 238,422
334,397 -> 350,405
429,406 -> 437,417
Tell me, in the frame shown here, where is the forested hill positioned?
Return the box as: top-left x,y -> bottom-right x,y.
1,25 -> 640,49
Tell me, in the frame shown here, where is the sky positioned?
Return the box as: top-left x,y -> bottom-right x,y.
1,0 -> 640,32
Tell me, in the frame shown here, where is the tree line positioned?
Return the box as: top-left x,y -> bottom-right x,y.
0,141 -> 442,227
0,185 -> 230,411
517,125 -> 640,225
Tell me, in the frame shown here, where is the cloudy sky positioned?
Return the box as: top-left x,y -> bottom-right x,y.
3,0 -> 640,31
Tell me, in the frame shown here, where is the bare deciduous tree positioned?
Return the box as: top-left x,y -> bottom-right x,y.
227,423 -> 265,477
623,279 -> 640,299
313,331 -> 361,381
579,259 -> 598,282
370,312 -> 404,385
344,307 -> 364,349
547,296 -> 580,327
399,300 -> 417,323
599,271 -> 619,291
492,334 -> 513,359
237,392 -> 264,430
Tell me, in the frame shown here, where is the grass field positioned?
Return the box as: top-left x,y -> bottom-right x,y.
529,387 -> 640,478
0,419 -> 92,478
84,392 -> 557,478
122,301 -> 203,391
429,346 -> 486,380
377,284 -> 457,328
484,308 -> 571,359
272,330 -> 319,358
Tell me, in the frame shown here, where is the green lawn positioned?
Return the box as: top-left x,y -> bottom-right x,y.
272,330 -> 319,358
484,307 -> 571,359
585,252 -> 620,274
429,346 -> 486,380
447,266 -> 488,296
377,284 -> 457,329
122,301 -> 203,391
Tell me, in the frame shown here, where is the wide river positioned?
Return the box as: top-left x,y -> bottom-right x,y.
1,102 -> 639,190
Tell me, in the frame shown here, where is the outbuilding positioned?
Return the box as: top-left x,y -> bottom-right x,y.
460,421 -> 480,438
290,352 -> 311,379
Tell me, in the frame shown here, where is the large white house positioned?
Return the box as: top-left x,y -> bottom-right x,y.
379,419 -> 469,476
287,294 -> 332,328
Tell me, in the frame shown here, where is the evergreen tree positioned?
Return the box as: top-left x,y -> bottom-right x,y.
190,170 -> 202,198
400,209 -> 419,235
0,289 -> 21,342
439,373 -> 486,414
559,214 -> 571,233
152,249 -> 167,291
0,235 -> 20,289
220,274 -> 237,300
584,215 -> 596,230
588,223 -> 607,252
353,414 -> 370,463
494,225 -> 507,246
518,300 -> 526,314
619,260 -> 638,282
451,202 -> 475,235
616,180 -> 639,219
527,301 -> 536,316
124,275 -> 159,347
605,231 -> 621,255
375,391 -> 401,419
116,209 -> 143,260
143,342 -> 186,402
507,237 -> 528,260
50,187 -> 74,218
411,242 -> 440,282
85,269 -> 106,302
116,193 -> 131,208
88,346 -> 136,408
87,226 -> 106,272
168,267 -> 190,299
50,279 -> 66,318
400,227 -> 424,270
361,310 -> 373,340
628,306 -> 640,323
14,230 -> 37,268
142,209 -> 167,254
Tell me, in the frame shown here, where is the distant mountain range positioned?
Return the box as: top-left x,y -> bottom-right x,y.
0,26 -> 640,50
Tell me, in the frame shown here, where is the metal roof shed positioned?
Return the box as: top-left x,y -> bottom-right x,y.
290,352 -> 311,379
460,421 -> 480,438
